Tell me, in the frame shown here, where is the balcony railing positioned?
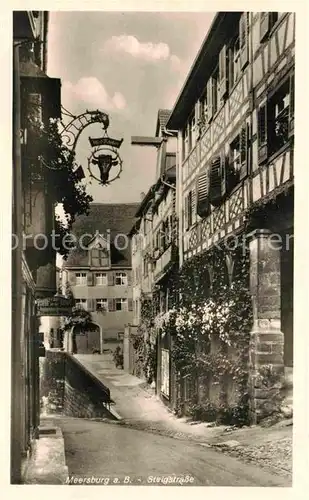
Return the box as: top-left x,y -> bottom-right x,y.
153,243 -> 177,282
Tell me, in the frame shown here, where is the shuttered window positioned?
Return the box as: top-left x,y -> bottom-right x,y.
218,45 -> 228,99
196,169 -> 210,218
288,74 -> 294,137
239,123 -> 249,180
209,154 -> 226,206
187,191 -> 193,228
206,78 -> 214,122
239,12 -> 249,69
257,103 -> 268,164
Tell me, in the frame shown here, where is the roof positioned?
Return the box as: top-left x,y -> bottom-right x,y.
155,109 -> 172,136
64,203 -> 139,268
166,12 -> 242,130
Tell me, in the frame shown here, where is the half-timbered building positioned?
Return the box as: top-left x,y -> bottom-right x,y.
167,12 -> 294,422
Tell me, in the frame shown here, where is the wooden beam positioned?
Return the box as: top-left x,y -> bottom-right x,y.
131,136 -> 163,146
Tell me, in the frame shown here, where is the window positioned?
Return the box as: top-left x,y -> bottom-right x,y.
268,79 -> 290,156
115,272 -> 127,286
230,37 -> 241,87
258,76 -> 293,164
96,298 -> 108,311
196,169 -> 210,218
230,135 -> 241,174
199,93 -> 207,128
260,12 -> 279,42
75,299 -> 87,310
75,273 -> 87,286
185,190 -> 194,230
91,246 -> 109,267
212,70 -> 219,115
183,125 -> 189,159
115,298 -> 128,311
95,273 -> 107,286
239,13 -> 249,69
218,45 -> 228,100
188,113 -> 196,151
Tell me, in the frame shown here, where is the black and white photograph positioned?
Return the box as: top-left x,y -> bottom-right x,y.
7,2 -> 307,490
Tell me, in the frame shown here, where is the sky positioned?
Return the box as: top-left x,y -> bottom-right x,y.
47,11 -> 215,204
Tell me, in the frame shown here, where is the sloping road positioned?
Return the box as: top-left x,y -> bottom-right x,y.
59,417 -> 290,487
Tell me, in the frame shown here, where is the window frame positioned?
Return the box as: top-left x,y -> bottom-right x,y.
96,298 -> 108,311
115,272 -> 128,286
75,298 -> 87,310
115,298 -> 128,312
95,272 -> 108,286
75,272 -> 87,286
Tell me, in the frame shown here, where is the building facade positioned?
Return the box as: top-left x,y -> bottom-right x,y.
62,203 -> 138,353
12,11 -> 62,482
166,12 -> 294,422
129,110 -> 178,404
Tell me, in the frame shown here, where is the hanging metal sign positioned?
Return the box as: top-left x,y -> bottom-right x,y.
88,136 -> 123,148
88,146 -> 123,186
36,296 -> 73,317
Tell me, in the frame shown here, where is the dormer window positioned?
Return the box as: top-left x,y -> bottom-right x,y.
90,246 -> 109,267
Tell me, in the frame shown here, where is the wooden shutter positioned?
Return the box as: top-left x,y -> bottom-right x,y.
257,103 -> 268,164
228,47 -> 234,90
127,273 -> 132,286
288,74 -> 294,138
209,153 -> 226,207
239,124 -> 249,180
239,13 -> 249,69
87,272 -> 93,286
206,78 -> 214,123
87,299 -> 94,312
184,194 -> 189,230
128,299 -> 133,312
68,273 -> 76,286
219,45 -> 228,99
197,170 -> 210,217
108,272 -> 114,286
260,12 -> 270,42
191,187 -> 197,224
187,191 -> 193,228
108,298 -> 114,312
195,100 -> 201,137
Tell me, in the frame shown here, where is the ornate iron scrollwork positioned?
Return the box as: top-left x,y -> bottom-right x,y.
59,106 -> 123,186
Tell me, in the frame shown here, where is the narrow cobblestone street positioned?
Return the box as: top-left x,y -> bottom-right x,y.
57,416 -> 289,486
56,353 -> 293,485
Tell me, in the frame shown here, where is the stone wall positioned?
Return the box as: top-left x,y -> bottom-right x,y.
39,350 -> 116,420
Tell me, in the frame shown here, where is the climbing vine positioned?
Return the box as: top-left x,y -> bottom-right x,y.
137,241 -> 253,426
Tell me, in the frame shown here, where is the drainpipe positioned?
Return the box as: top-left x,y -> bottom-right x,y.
11,42 -> 23,484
